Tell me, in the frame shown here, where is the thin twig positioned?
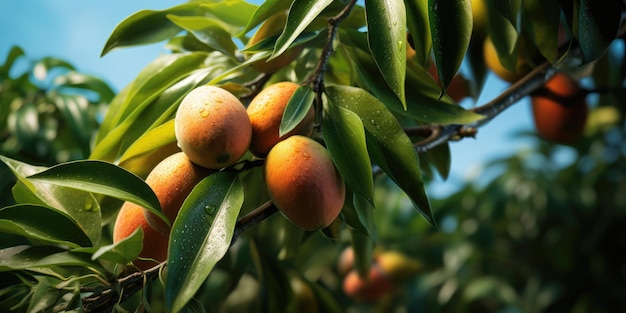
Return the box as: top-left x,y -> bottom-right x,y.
307,0 -> 358,127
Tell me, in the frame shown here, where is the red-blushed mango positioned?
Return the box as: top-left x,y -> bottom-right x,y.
113,152 -> 212,270
342,265 -> 393,302
248,11 -> 304,73
246,81 -> 314,156
175,85 -> 252,169
264,135 -> 345,231
531,72 -> 588,144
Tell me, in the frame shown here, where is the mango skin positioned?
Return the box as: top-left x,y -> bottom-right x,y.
264,135 -> 345,231
113,152 -> 212,270
175,85 -> 252,169
247,11 -> 304,73
246,81 -> 314,157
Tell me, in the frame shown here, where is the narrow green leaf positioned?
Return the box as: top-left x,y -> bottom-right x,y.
326,86 -> 434,225
280,85 -> 314,137
90,53 -> 211,161
429,0 -> 472,91
26,160 -> 168,226
348,42 -> 484,124
0,204 -> 92,248
270,0 -> 333,60
350,195 -> 376,277
485,0 -> 520,71
522,0 -> 560,63
167,15 -> 238,57
0,246 -> 104,275
101,3 -> 201,56
118,119 -> 176,164
575,0 -> 621,64
33,57 -> 75,81
75,228 -> 143,264
53,72 -> 116,102
53,95 -> 92,155
322,102 -> 374,204
366,0 -> 407,109
424,142 -> 451,180
0,45 -> 25,77
239,0 -> 291,36
200,0 -> 258,29
0,156 -> 101,245
27,276 -> 59,313
166,172 -> 244,313
405,0 -> 432,66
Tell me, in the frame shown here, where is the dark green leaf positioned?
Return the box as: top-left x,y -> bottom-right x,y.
101,3 -> 201,56
348,43 -> 484,124
322,101 -> 374,204
424,142 -> 451,180
575,0 -> 621,64
166,172 -> 244,313
270,0 -> 333,60
0,204 -> 92,248
429,0 -> 472,91
0,156 -> 101,245
53,95 -> 92,156
27,276 -> 59,313
280,85 -> 314,137
326,86 -> 434,225
522,0 -> 560,63
486,0 -> 520,71
26,159 -> 167,226
167,15 -> 238,57
405,0 -> 432,66
350,195 -> 376,277
75,228 -> 143,264
366,0 -> 407,109
0,246 -> 104,275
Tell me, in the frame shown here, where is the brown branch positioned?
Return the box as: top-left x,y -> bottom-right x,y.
413,19 -> 626,153
307,0 -> 358,127
81,199 -> 278,313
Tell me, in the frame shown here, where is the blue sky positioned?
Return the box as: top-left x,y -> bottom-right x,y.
0,1 -> 537,198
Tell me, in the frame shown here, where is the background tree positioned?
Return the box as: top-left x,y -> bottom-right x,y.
1,0 -> 625,312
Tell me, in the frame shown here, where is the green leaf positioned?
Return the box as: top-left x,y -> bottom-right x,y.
0,45 -> 25,77
53,95 -> 92,155
118,119 -> 176,164
574,0 -> 621,64
348,42 -> 484,124
166,172 -> 244,313
91,52 -> 211,161
280,85 -> 315,137
405,0 -> 432,66
0,156 -> 101,245
350,195 -> 376,277
33,57 -> 75,81
270,0 -> 333,60
75,228 -> 143,264
0,204 -> 92,248
322,102 -> 374,204
325,86 -> 434,225
486,0 -> 520,71
27,276 -> 59,313
101,3 -> 201,56
239,0 -> 291,36
53,72 -> 116,102
522,0 -> 560,63
199,0 -> 258,30
0,246 -> 104,275
366,0 -> 407,109
26,159 -> 167,226
167,15 -> 238,57
429,0 -> 472,91
423,142 -> 451,180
